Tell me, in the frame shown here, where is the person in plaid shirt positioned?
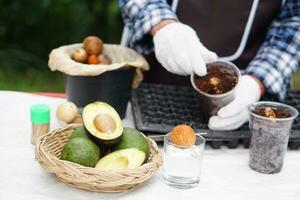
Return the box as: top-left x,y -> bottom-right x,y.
119,0 -> 300,130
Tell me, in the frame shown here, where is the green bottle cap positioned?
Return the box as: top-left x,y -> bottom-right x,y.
30,104 -> 50,124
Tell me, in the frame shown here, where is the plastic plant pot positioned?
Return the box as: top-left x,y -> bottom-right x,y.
190,60 -> 241,121
66,67 -> 135,119
248,101 -> 298,174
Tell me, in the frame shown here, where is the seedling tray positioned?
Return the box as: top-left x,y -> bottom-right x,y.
131,83 -> 300,149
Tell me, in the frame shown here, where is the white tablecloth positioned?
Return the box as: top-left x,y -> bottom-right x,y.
0,91 -> 299,200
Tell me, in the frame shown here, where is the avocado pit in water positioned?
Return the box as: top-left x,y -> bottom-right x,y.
252,106 -> 291,118
194,65 -> 238,94
94,113 -> 116,133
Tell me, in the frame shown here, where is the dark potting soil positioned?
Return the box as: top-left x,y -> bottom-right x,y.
252,107 -> 291,118
194,65 -> 238,94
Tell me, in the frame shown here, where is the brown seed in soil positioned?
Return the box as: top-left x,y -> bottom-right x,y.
252,106 -> 291,119
194,65 -> 238,95
264,107 -> 276,118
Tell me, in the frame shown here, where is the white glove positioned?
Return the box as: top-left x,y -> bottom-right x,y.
208,75 -> 262,130
153,22 -> 217,76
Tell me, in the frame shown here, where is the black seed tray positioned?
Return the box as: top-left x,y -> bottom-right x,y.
131,83 -> 300,149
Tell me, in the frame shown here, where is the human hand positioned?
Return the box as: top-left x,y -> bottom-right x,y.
208,75 -> 264,130
152,22 -> 217,76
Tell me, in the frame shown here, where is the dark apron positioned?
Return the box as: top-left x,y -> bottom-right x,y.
143,0 -> 282,86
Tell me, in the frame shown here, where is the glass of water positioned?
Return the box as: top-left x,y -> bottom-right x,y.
162,133 -> 205,189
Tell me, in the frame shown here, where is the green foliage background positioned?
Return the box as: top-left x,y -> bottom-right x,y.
0,1 -> 299,92
0,0 -> 123,92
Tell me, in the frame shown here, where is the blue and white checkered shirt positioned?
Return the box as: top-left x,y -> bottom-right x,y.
119,0 -> 300,100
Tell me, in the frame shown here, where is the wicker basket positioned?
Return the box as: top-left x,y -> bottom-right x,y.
35,124 -> 162,193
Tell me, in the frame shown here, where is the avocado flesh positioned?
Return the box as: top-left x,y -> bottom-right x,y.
82,102 -> 123,145
95,148 -> 146,171
113,127 -> 149,159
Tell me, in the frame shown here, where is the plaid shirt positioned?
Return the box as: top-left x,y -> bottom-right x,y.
119,0 -> 300,100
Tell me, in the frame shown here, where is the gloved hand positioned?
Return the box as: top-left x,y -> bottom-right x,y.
153,22 -> 217,76
208,75 -> 262,130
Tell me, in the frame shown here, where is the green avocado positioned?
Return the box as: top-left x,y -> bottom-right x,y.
95,148 -> 145,171
113,127 -> 149,159
61,137 -> 100,167
69,126 -> 90,140
82,102 -> 123,146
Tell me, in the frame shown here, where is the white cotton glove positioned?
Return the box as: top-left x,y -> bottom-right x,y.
153,22 -> 218,76
208,75 -> 262,130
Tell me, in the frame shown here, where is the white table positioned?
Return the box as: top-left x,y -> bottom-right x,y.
0,91 -> 299,200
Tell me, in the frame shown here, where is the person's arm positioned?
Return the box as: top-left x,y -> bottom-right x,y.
245,0 -> 300,101
208,1 -> 300,130
119,0 -> 177,54
119,0 -> 217,76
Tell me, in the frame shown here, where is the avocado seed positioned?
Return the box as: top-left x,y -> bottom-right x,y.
72,48 -> 88,63
264,107 -> 276,118
83,36 -> 103,55
56,102 -> 78,123
209,77 -> 221,86
99,54 -> 111,65
170,124 -> 196,147
88,55 -> 100,64
94,113 -> 116,133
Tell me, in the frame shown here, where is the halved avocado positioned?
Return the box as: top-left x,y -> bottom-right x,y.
82,102 -> 123,145
95,148 -> 146,171
113,127 -> 149,160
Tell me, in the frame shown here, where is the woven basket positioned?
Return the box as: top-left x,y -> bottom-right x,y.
35,124 -> 162,193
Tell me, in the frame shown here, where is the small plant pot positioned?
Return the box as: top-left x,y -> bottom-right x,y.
66,67 -> 135,119
191,61 -> 240,121
248,101 -> 298,174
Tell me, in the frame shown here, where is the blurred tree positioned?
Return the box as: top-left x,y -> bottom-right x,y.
0,0 -> 123,91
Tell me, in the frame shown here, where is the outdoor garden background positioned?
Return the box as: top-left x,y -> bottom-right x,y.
0,0 -> 299,92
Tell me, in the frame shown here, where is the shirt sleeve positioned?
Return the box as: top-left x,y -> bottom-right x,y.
119,0 -> 177,54
245,0 -> 300,101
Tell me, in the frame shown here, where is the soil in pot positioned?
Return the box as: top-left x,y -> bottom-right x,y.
252,107 -> 292,118
194,65 -> 238,95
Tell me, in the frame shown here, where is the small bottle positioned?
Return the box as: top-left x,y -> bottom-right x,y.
30,104 -> 50,145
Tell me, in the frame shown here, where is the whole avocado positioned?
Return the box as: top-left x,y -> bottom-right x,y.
69,126 -> 90,140
113,128 -> 149,157
61,137 -> 100,167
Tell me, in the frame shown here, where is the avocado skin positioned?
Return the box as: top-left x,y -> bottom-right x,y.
70,126 -> 90,140
112,127 -> 149,159
61,137 -> 100,167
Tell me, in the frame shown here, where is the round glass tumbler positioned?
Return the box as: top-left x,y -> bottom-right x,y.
162,133 -> 205,189
248,101 -> 298,174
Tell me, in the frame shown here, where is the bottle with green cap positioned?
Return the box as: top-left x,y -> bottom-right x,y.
30,104 -> 50,145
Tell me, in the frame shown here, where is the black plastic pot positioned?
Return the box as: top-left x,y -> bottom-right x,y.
66,68 -> 135,118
